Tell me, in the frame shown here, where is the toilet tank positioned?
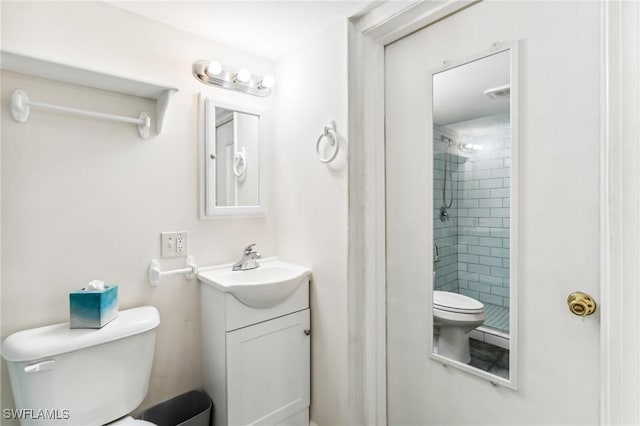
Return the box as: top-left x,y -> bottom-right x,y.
1,306 -> 160,426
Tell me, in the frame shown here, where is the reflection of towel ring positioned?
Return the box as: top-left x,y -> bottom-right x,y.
316,120 -> 339,163
233,147 -> 247,178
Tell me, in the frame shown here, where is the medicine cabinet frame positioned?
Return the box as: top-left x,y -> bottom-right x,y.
198,93 -> 268,218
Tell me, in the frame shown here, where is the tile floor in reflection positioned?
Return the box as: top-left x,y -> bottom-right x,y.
483,303 -> 510,332
469,338 -> 509,379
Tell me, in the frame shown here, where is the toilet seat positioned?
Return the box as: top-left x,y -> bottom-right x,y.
434,291 -> 484,314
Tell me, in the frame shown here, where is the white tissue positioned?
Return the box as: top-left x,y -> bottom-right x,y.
85,280 -> 106,291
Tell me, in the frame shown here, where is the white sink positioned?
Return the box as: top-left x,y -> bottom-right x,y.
197,259 -> 311,308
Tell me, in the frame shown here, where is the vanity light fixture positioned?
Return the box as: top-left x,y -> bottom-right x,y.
193,60 -> 274,97
205,61 -> 223,77
442,134 -> 483,153
234,68 -> 252,83
462,143 -> 483,152
258,75 -> 275,90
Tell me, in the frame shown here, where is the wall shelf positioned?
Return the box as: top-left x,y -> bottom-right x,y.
1,50 -> 178,134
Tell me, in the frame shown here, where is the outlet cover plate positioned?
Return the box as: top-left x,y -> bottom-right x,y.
161,231 -> 188,258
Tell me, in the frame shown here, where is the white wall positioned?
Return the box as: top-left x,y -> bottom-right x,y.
274,19 -> 349,426
1,1 -> 276,420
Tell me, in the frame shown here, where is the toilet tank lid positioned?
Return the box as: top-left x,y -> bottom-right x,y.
1,306 -> 160,362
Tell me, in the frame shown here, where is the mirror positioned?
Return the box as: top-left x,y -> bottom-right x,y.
199,95 -> 267,217
430,44 -> 518,387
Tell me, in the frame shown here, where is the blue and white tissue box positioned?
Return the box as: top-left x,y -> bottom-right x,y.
69,283 -> 118,329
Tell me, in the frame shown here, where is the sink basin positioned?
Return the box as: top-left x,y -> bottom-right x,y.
197,259 -> 311,308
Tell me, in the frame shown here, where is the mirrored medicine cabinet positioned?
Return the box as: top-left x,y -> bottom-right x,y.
199,94 -> 267,217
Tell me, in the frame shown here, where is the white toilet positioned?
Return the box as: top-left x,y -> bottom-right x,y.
433,291 -> 485,363
1,306 -> 160,426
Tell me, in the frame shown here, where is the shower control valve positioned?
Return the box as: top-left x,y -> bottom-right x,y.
439,206 -> 450,222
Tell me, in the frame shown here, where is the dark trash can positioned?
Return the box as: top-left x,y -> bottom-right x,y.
141,390 -> 213,426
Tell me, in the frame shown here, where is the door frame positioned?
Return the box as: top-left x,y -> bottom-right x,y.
346,1 -> 632,424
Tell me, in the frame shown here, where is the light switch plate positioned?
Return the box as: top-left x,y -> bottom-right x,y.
161,231 -> 188,257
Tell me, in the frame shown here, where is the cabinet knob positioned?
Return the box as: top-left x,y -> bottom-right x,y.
303,329 -> 311,336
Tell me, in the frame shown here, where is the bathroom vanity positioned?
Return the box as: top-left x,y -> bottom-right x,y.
198,259 -> 311,426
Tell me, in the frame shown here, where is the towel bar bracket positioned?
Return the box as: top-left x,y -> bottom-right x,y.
148,255 -> 198,287
137,112 -> 150,138
11,89 -> 29,123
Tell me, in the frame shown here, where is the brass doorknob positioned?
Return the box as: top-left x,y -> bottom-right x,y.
567,291 -> 597,316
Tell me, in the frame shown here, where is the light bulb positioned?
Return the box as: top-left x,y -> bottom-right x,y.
235,68 -> 251,83
205,60 -> 223,77
259,75 -> 275,89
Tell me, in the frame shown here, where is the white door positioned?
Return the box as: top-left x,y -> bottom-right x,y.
233,111 -> 260,206
385,2 -> 601,424
226,309 -> 310,425
216,120 -> 235,206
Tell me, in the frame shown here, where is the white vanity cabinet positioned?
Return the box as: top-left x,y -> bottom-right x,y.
227,309 -> 310,425
199,267 -> 310,426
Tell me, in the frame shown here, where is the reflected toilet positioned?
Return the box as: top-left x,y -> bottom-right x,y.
433,291 -> 485,363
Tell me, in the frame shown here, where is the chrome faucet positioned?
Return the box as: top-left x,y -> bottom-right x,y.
232,243 -> 262,271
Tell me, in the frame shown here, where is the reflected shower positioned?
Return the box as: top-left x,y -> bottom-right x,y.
440,135 -> 455,222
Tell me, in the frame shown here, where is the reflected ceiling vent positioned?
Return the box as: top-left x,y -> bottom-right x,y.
483,84 -> 510,100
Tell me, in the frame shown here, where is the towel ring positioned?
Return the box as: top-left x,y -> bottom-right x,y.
316,121 -> 339,163
233,147 -> 247,178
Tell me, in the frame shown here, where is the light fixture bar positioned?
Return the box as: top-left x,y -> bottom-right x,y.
192,60 -> 274,97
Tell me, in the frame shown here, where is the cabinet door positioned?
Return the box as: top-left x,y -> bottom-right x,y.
226,309 -> 310,425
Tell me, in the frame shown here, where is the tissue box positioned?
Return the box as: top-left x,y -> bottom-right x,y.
69,285 -> 118,329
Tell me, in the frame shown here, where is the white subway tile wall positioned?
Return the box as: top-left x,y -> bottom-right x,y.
433,127 -> 461,293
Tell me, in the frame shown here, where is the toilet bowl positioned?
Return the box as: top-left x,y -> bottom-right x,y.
433,291 -> 485,363
1,306 -> 160,426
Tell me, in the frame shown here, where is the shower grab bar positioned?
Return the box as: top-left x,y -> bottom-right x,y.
10,89 -> 151,138
148,256 -> 198,286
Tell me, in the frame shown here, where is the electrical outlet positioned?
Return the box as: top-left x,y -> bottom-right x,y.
161,231 -> 188,258
176,232 -> 187,255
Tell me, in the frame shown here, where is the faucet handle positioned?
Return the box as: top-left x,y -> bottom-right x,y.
244,243 -> 256,254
